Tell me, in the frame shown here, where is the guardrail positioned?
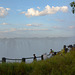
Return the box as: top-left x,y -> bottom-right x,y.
0,51 -> 60,63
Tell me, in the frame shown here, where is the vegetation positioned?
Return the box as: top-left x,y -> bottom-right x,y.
70,1 -> 75,14
0,48 -> 75,75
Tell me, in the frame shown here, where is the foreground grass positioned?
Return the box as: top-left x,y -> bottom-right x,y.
0,48 -> 75,75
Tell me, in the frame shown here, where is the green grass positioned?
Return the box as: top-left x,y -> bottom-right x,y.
0,48 -> 75,75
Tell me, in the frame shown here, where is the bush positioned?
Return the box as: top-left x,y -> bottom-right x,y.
0,48 -> 75,75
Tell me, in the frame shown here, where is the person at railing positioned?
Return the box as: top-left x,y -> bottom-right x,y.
64,45 -> 68,53
33,54 -> 37,61
68,45 -> 73,52
43,53 -> 47,60
61,45 -> 68,54
49,49 -> 54,57
49,49 -> 54,54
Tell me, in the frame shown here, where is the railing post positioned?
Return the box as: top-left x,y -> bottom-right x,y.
22,58 -> 26,62
2,57 -> 6,63
41,55 -> 43,60
54,52 -> 56,55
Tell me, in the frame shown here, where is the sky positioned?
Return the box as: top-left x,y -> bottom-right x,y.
0,0 -> 75,38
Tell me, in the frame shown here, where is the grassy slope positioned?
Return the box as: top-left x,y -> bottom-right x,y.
0,48 -> 75,75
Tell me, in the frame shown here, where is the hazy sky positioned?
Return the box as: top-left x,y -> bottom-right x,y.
0,0 -> 75,38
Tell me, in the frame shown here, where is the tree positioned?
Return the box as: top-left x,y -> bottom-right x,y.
70,1 -> 75,14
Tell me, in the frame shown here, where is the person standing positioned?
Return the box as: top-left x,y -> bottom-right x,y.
33,54 -> 37,61
64,45 -> 68,53
49,49 -> 54,57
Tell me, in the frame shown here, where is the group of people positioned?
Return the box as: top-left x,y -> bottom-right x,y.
33,49 -> 55,61
61,44 -> 75,54
33,44 -> 75,61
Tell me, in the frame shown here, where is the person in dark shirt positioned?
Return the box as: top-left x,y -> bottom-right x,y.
33,54 -> 37,61
64,45 -> 68,53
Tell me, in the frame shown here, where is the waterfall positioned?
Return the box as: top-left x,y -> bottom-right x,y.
0,37 -> 75,60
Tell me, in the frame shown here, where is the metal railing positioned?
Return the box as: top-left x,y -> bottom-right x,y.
0,51 -> 60,63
